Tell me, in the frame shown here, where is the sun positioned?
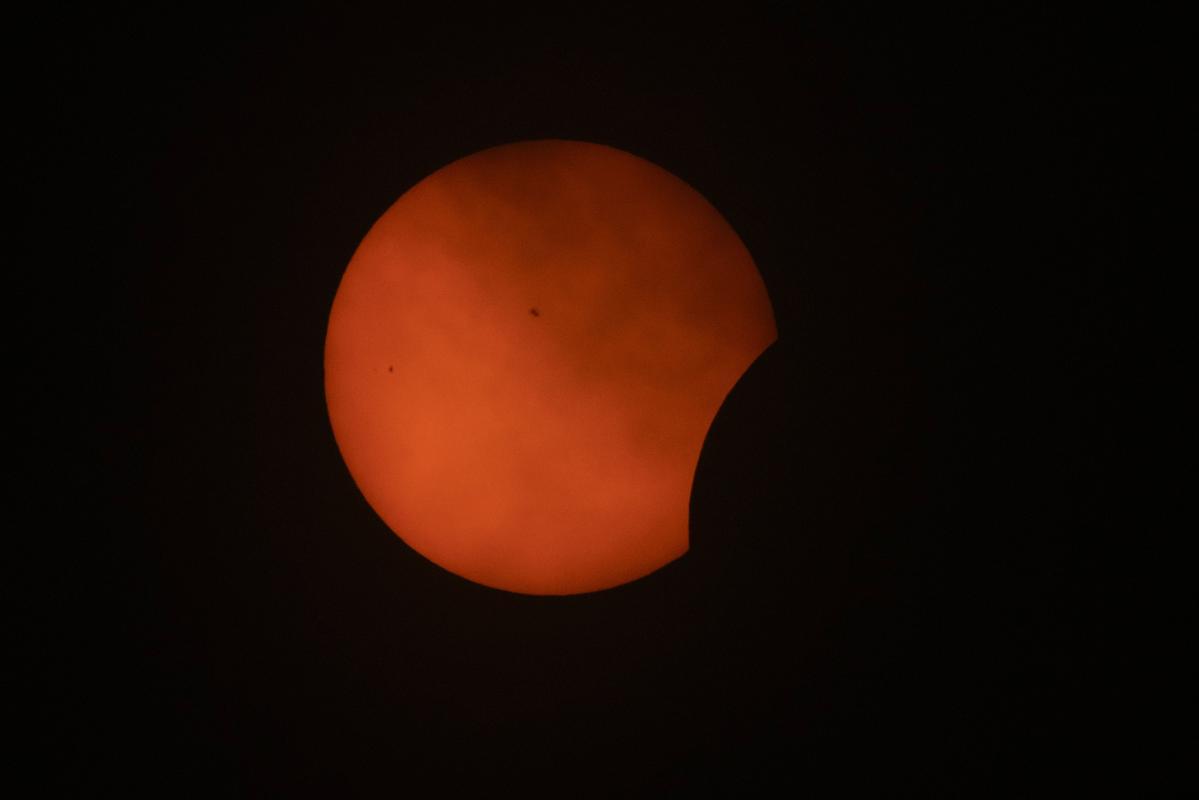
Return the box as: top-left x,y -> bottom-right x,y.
325,140 -> 776,594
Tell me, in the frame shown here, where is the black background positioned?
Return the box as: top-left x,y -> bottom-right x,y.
23,6 -> 1140,796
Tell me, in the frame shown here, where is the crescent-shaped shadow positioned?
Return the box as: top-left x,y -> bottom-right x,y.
676,327 -> 922,688
687,336 -> 848,600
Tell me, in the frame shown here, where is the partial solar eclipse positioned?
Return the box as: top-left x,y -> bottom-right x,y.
325,140 -> 775,594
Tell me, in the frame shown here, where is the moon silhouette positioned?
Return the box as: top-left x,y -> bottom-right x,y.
324,140 -> 776,594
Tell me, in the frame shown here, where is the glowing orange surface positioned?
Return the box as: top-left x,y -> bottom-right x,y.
325,141 -> 776,594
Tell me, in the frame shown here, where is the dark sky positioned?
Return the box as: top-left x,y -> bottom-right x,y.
24,6 -> 1141,796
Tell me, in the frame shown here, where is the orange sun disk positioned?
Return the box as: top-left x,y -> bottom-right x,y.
324,140 -> 776,594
